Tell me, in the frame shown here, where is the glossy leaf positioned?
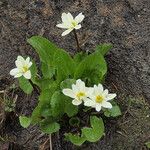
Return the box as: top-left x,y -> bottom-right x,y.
27,36 -> 58,64
18,77 -> 33,94
41,119 -> 60,134
54,49 -> 75,82
104,105 -> 121,117
30,60 -> 38,83
69,117 -> 80,127
65,133 -> 86,146
19,116 -> 31,128
95,43 -> 113,56
50,91 -> 65,117
41,62 -> 55,79
31,104 -> 42,124
73,52 -> 88,65
145,141 -> 150,148
82,116 -> 104,142
64,98 -> 78,117
60,79 -> 76,90
74,52 -> 107,85
28,36 -> 75,82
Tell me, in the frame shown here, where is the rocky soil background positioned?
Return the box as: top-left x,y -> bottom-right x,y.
0,0 -> 150,150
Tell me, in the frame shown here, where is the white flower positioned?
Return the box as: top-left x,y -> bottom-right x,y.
56,12 -> 85,36
62,79 -> 92,106
10,56 -> 32,79
84,84 -> 116,112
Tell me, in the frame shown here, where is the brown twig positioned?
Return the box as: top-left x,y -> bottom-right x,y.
40,137 -> 49,150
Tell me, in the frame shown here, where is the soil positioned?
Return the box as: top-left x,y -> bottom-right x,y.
0,0 -> 150,150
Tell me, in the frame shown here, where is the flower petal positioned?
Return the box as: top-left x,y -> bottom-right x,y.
61,13 -> 68,23
62,89 -> 75,98
102,89 -> 108,96
75,24 -> 81,30
28,62 -> 32,68
17,56 -> 24,62
14,72 -> 23,78
23,70 -> 31,79
67,12 -> 74,22
72,84 -> 78,93
26,57 -> 30,63
102,101 -> 112,109
56,23 -> 68,29
98,84 -> 103,93
84,99 -> 95,107
15,59 -> 23,68
86,87 -> 94,97
106,93 -> 117,101
72,99 -> 82,105
75,12 -> 85,23
76,79 -> 85,91
25,57 -> 32,68
61,29 -> 73,36
61,12 -> 73,24
10,68 -> 20,76
95,104 -> 102,112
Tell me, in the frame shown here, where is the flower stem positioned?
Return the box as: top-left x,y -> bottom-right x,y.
29,79 -> 40,95
73,30 -> 80,52
49,134 -> 53,150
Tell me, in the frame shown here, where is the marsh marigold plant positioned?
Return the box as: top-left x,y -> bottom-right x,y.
10,12 -> 121,147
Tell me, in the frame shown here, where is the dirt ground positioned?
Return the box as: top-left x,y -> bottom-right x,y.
0,0 -> 150,150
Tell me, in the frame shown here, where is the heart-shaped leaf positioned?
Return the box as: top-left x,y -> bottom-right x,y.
82,116 -> 104,142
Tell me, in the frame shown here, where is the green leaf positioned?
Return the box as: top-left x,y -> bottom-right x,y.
41,62 -> 55,79
28,36 -> 75,82
60,79 -> 76,90
104,105 -> 121,117
74,52 -> 107,85
50,91 -> 65,117
103,109 -> 111,117
31,104 -> 42,124
64,98 -> 78,117
65,133 -> 86,146
30,82 -> 58,124
95,43 -> 113,56
73,52 -> 88,65
30,60 -> 38,83
40,119 -> 60,134
69,117 -> 80,127
18,77 -> 33,94
109,105 -> 121,117
27,36 -> 58,64
31,89 -> 54,124
37,79 -> 58,91
39,89 -> 53,104
82,116 -> 104,142
41,108 -> 52,118
38,89 -> 55,116
145,141 -> 150,148
19,116 -> 31,128
54,49 -> 75,83
31,102 -> 52,124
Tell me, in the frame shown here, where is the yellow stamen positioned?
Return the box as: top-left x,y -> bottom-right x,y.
22,66 -> 28,73
76,92 -> 85,100
96,95 -> 104,103
72,21 -> 77,27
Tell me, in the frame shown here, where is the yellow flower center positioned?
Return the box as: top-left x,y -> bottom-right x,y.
96,95 -> 104,103
76,92 -> 85,100
71,21 -> 77,27
22,66 -> 28,73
